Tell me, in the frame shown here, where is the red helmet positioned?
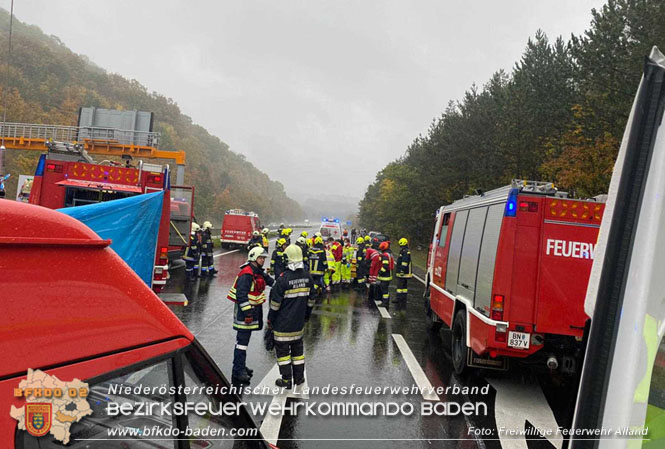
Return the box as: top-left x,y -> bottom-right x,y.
343,230 -> 348,235
379,242 -> 389,250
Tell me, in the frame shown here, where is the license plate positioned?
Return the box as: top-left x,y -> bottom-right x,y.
508,331 -> 530,349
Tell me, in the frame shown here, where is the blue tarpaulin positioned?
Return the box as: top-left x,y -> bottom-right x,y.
58,191 -> 164,286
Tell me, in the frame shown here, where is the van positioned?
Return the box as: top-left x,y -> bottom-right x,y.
425,180 -> 604,374
0,201 -> 267,448
220,209 -> 261,249
318,219 -> 342,241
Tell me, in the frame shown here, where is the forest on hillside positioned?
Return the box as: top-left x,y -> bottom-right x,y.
359,0 -> 665,244
0,9 -> 303,223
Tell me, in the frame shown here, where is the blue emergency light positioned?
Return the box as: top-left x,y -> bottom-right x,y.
505,188 -> 518,217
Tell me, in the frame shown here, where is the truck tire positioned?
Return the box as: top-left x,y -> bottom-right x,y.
221,243 -> 230,249
451,310 -> 468,375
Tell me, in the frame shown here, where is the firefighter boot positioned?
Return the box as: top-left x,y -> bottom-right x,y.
275,378 -> 292,389
232,372 -> 251,385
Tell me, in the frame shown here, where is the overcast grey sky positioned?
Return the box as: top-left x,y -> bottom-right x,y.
3,0 -> 605,201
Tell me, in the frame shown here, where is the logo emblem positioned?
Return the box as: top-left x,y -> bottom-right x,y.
26,403 -> 51,437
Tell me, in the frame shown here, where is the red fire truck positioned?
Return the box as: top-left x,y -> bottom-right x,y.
168,185 -> 195,258
28,154 -> 171,293
220,209 -> 261,249
424,180 -> 605,375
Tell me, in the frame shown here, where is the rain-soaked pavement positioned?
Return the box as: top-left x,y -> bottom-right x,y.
163,230 -> 576,449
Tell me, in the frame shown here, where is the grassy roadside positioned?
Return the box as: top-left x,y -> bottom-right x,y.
411,248 -> 428,273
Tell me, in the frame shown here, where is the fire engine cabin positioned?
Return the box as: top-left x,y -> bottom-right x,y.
28,154 -> 171,293
425,180 -> 605,374
220,209 -> 261,249
0,201 -> 266,448
168,185 -> 195,258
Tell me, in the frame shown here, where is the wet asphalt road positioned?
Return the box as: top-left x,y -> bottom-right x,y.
163,232 -> 576,449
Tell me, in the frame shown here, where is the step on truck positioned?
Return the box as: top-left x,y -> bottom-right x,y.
28,153 -> 171,293
424,180 -> 605,374
220,209 -> 261,249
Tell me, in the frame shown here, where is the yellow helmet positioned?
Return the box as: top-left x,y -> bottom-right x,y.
398,238 -> 408,246
364,235 -> 371,242
285,244 -> 303,263
286,228 -> 293,235
306,239 -> 313,247
356,237 -> 364,244
277,238 -> 287,246
314,236 -> 323,245
301,231 -> 308,238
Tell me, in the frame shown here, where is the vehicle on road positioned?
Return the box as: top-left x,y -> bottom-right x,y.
28,154 -> 172,293
368,231 -> 389,245
425,180 -> 605,375
1,201 -> 267,448
319,218 -> 343,240
220,209 -> 261,249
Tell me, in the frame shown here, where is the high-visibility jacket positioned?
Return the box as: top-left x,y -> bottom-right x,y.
331,242 -> 343,262
228,262 -> 274,330
377,251 -> 395,281
268,268 -> 316,341
262,235 -> 269,249
343,244 -> 354,262
396,246 -> 412,278
326,248 -> 336,271
308,245 -> 327,275
271,247 -> 286,277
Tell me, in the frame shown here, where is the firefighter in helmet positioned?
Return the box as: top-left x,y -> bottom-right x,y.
200,221 -> 217,277
268,244 -> 316,389
395,238 -> 412,306
248,230 -> 263,250
227,246 -> 274,385
183,222 -> 201,280
330,238 -> 343,289
341,238 -> 353,287
270,238 -> 288,278
355,236 -> 367,286
377,241 -> 395,309
295,236 -> 309,270
308,236 -> 327,297
261,228 -> 270,251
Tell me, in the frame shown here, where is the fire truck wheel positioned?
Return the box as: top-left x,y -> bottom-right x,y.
222,243 -> 230,249
451,310 -> 468,375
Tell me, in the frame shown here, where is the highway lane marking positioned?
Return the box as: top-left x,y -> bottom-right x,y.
392,334 -> 440,401
374,301 -> 392,319
255,363 -> 309,446
213,249 -> 240,258
488,378 -> 562,449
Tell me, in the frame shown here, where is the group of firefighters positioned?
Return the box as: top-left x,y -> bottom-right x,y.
182,221 -> 218,279
225,226 -> 413,388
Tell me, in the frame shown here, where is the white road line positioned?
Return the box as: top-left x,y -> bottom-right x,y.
392,334 -> 440,401
255,364 -> 310,446
413,273 -> 427,285
488,378 -> 562,449
259,395 -> 286,446
213,249 -> 240,258
374,300 -> 392,319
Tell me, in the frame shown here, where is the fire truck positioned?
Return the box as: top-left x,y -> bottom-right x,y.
28,151 -> 171,293
220,209 -> 261,249
424,180 -> 605,375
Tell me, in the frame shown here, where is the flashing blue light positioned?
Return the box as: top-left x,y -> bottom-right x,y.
334,218 -> 340,223
34,154 -> 46,176
322,217 -> 328,222
505,188 -> 518,217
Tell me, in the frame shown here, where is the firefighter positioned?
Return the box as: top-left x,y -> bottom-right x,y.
355,236 -> 367,286
310,231 -> 322,247
295,236 -> 309,270
300,231 -> 308,239
227,246 -> 274,385
183,222 -> 201,280
248,230 -> 263,250
377,241 -> 395,309
280,227 -> 293,245
330,238 -> 343,289
308,236 -> 327,296
341,238 -> 353,287
268,244 -> 316,389
395,238 -> 412,306
261,228 -> 270,251
270,238 -> 288,278
324,238 -> 337,292
367,246 -> 381,302
201,221 -> 217,277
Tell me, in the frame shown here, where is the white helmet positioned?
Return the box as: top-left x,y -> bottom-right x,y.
191,222 -> 201,233
296,236 -> 306,245
202,221 -> 212,230
253,230 -> 260,236
262,228 -> 269,234
248,246 -> 269,262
